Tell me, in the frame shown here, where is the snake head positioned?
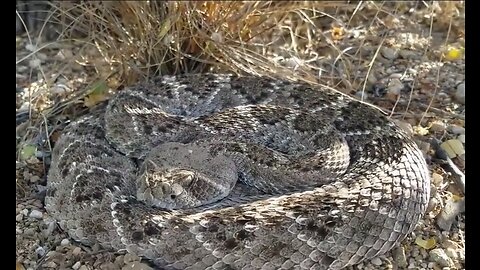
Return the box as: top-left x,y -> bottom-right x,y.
136,163 -> 201,210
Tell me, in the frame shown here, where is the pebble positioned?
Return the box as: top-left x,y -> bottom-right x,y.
430,121 -> 446,132
442,239 -> 458,249
122,262 -> 153,270
429,248 -> 454,267
381,47 -> 399,60
16,213 -> 24,221
399,49 -> 420,59
43,261 -> 57,268
60,238 -> 70,246
24,228 -> 36,236
370,257 -> 382,266
72,247 -> 82,256
444,248 -> 458,260
79,265 -> 90,270
431,173 -> 444,186
448,125 -> 465,135
426,197 -> 439,213
454,83 -> 465,104
437,196 -> 465,231
387,78 -> 404,96
42,220 -> 56,236
72,262 -> 82,270
124,253 -> 141,263
28,59 -> 41,69
394,120 -> 413,137
457,134 -> 465,143
393,246 -> 408,267
29,175 -> 40,183
35,246 -> 46,257
29,209 -> 43,219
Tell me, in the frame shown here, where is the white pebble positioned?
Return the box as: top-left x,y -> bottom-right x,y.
29,175 -> 40,183
448,125 -> 465,135
24,228 -> 36,235
35,246 -> 46,257
29,209 -> 43,219
43,261 -> 57,268
454,83 -> 465,104
60,238 -> 70,246
370,257 -> 382,266
122,262 -> 153,270
16,213 -> 23,221
382,47 -> 399,60
72,262 -> 82,270
72,247 -> 82,256
430,121 -> 446,132
387,78 -> 404,95
429,248 -> 454,267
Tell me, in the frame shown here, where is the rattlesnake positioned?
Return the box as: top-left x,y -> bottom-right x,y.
45,73 -> 430,270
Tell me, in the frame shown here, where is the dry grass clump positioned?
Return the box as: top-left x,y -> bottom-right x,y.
16,1 -> 464,162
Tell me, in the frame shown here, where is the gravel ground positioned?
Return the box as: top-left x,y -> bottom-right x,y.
16,2 -> 465,270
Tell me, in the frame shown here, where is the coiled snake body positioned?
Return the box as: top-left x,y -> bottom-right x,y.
45,74 -> 430,269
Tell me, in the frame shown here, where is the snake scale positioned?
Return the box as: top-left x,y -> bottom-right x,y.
45,73 -> 430,270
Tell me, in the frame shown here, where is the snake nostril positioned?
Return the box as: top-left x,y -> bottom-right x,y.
170,194 -> 176,200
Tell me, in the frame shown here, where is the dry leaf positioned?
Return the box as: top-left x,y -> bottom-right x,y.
16,262 -> 25,270
414,125 -> 429,136
19,144 -> 37,161
84,80 -> 109,108
440,139 -> 465,158
415,236 -> 437,249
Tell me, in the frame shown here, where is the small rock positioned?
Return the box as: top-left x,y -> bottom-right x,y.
454,83 -> 465,104
124,253 -> 141,263
29,209 -> 43,219
457,134 -> 465,143
72,247 -> 82,256
431,173 -> 444,186
444,248 -> 458,260
43,261 -> 57,268
387,78 -> 404,95
448,125 -> 465,135
442,239 -> 458,249
72,262 -> 82,270
399,49 -> 420,59
394,120 -> 413,137
29,175 -> 40,183
426,197 -> 439,213
430,121 -> 446,132
28,58 -> 41,68
35,246 -> 46,257
122,262 -> 153,270
16,213 -> 23,221
60,238 -> 70,246
78,265 -> 90,270
389,73 -> 403,79
43,220 -> 56,236
436,196 -> 465,231
24,228 -> 36,236
381,47 -> 399,60
393,246 -> 408,267
370,257 -> 382,266
429,248 -> 454,267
